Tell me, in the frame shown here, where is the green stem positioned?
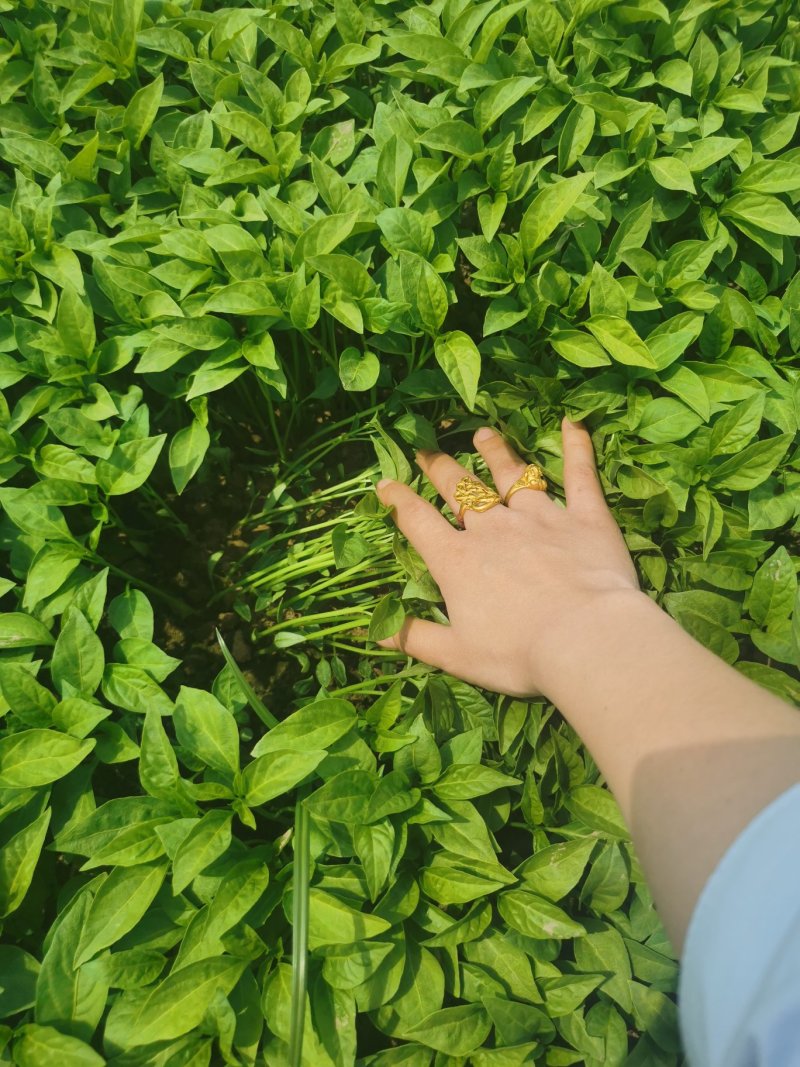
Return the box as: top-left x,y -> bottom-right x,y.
262,385 -> 287,463
326,669 -> 429,696
262,606 -> 371,636
247,553 -> 338,590
141,484 -> 194,542
90,556 -> 191,616
265,617 -> 372,644
305,570 -> 402,602
289,788 -> 311,1067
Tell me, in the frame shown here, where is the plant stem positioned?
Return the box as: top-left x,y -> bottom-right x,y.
289,788 -> 311,1067
326,668 -> 430,696
261,606 -> 371,636
141,484 -> 195,542
90,556 -> 192,616
264,390 -> 287,463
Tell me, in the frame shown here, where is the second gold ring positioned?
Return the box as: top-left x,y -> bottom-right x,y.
504,464 -> 548,504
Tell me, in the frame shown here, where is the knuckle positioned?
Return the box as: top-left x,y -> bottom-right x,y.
573,459 -> 599,482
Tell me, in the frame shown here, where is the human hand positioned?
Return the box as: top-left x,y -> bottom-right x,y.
375,419 -> 643,699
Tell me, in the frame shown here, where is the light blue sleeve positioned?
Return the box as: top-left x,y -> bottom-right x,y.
678,782 -> 800,1067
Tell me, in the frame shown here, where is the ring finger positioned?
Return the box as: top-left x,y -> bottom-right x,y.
416,449 -> 501,527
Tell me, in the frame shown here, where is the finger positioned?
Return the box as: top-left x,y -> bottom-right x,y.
376,478 -> 458,578
473,426 -> 556,513
561,417 -> 608,516
376,616 -> 459,672
416,450 -> 498,527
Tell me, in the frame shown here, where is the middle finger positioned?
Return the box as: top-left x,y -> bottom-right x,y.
473,427 -> 557,514
416,450 -> 501,528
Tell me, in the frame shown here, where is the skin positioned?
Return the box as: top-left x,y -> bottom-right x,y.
375,418 -> 800,955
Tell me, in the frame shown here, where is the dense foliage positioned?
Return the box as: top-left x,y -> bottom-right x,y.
0,0 -> 799,1063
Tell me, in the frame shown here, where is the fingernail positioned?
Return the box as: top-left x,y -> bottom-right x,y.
376,478 -> 393,490
474,426 -> 495,442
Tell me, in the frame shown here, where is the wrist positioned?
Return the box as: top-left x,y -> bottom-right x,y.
534,586 -> 659,701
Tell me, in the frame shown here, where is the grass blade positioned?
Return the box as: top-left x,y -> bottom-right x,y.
215,627 -> 279,728
289,790 -> 311,1066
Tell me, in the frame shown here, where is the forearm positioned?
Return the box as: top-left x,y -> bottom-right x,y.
540,589 -> 800,956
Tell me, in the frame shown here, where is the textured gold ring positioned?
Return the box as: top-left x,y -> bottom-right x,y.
454,476 -> 502,528
504,464 -> 548,504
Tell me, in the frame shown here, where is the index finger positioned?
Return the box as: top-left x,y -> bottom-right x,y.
561,417 -> 608,516
375,478 -> 459,581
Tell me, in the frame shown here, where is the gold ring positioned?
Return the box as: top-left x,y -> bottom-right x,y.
504,464 -> 548,504
454,476 -> 502,528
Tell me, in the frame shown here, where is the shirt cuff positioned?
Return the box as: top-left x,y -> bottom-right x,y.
678,782 -> 800,1067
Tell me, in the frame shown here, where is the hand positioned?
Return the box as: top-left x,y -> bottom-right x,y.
375,418 -> 643,699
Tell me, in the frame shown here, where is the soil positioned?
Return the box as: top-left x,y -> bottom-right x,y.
101,430 -> 277,703
98,403 -> 386,718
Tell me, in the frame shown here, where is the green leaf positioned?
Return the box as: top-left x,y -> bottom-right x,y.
174,687 -> 240,775
722,192 -> 800,237
304,769 -> 375,825
103,664 -> 173,717
399,251 -> 449,334
0,809 -> 50,919
303,888 -> 392,948
52,609 -> 104,697
369,594 -> 405,642
635,398 -> 703,444
251,698 -> 356,757
0,613 -> 54,650
75,862 -> 167,965
169,420 -> 210,495
292,212 -> 358,268
172,811 -> 232,894
22,542 -> 85,612
517,837 -> 597,901
520,172 -> 593,259
57,286 -> 96,359
585,316 -> 656,368
96,435 -> 167,496
0,730 -> 93,789
648,157 -> 695,193
403,1004 -> 492,1055
51,697 -> 109,739
708,393 -> 765,455
104,957 -> 246,1051
35,888 -> 108,1034
376,207 -> 434,257
433,764 -> 521,800
376,136 -> 413,209
339,347 -> 380,391
564,784 -> 628,838
13,1025 -> 104,1067
418,121 -> 484,159
241,748 -> 326,806
123,74 -> 164,148
542,974 -> 605,1017
708,434 -> 793,491
109,589 -> 153,641
498,889 -> 586,939
747,547 -> 797,628
0,946 -> 40,1016
433,331 -> 481,411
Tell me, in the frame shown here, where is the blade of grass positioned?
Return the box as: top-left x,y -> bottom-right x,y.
216,627 -> 279,728
290,788 -> 310,1067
